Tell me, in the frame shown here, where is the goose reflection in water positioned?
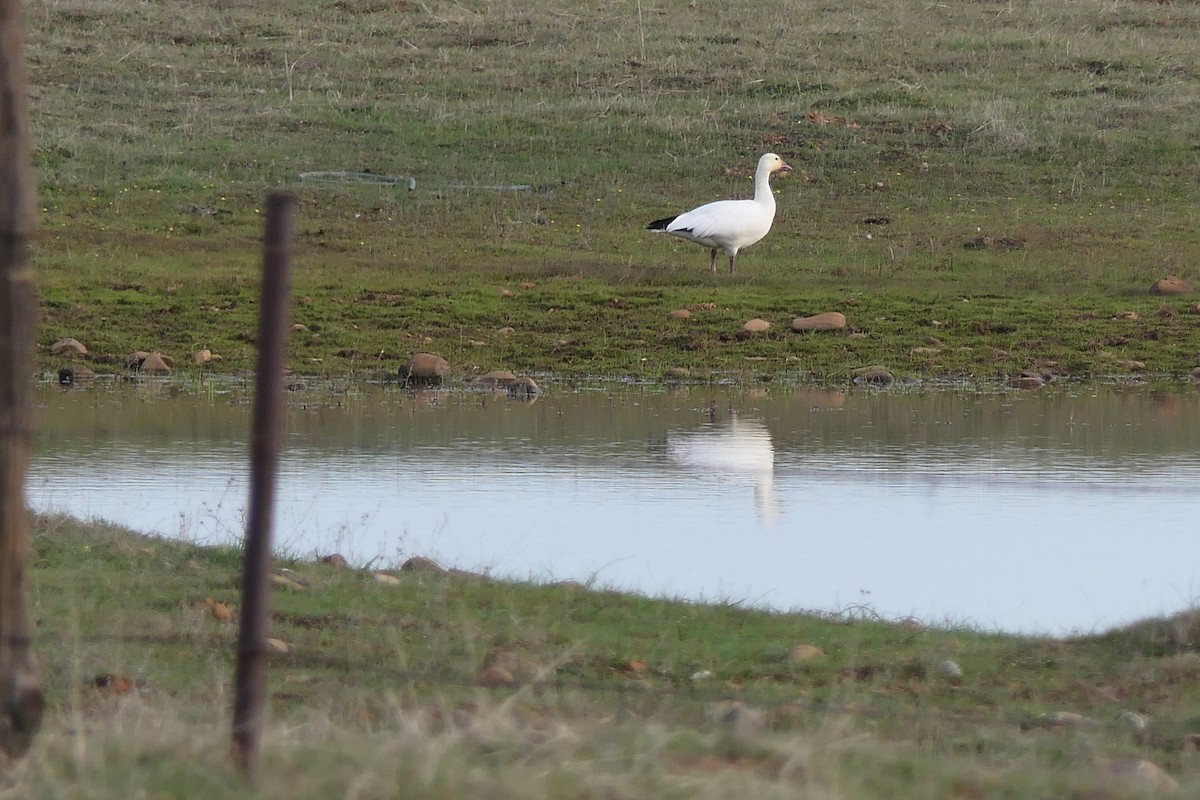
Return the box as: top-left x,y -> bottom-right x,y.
666,415 -> 780,523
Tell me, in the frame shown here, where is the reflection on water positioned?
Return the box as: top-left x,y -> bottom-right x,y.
27,381 -> 1200,634
668,415 -> 779,523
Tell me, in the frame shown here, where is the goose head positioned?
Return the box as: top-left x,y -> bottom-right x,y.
760,152 -> 794,174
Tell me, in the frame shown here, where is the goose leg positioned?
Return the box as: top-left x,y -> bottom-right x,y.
709,248 -> 718,273
728,253 -> 737,274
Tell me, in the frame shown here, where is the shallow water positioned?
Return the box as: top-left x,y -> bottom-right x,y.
27,381 -> 1200,635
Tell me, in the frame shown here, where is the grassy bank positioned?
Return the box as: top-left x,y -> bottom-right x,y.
14,512 -> 1199,797
26,0 -> 1200,385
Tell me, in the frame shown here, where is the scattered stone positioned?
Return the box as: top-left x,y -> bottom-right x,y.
497,326 -> 515,335
400,556 -> 447,574
1113,310 -> 1140,320
720,702 -> 767,742
371,572 -> 403,586
665,367 -> 691,380
1115,710 -> 1149,731
90,673 -> 135,695
50,337 -> 87,356
1008,373 -> 1046,390
910,347 -> 941,356
194,348 -> 213,364
791,312 -> 847,332
400,353 -> 450,385
497,287 -> 514,297
478,369 -> 518,388
690,670 -> 714,682
963,235 -> 1023,250
1096,758 -> 1178,793
1037,711 -> 1100,730
1149,275 -> 1192,295
668,308 -> 691,320
264,638 -> 290,655
138,352 -> 172,374
787,644 -> 825,663
477,665 -> 517,688
934,659 -> 964,683
58,365 -> 95,386
851,365 -> 894,387
321,553 -> 350,569
1117,359 -> 1146,371
508,376 -> 540,398
742,318 -> 770,333
270,573 -> 307,591
291,323 -> 308,332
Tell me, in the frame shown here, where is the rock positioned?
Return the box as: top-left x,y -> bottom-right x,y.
400,353 -> 450,385
1115,710 -> 1149,731
194,348 -> 213,364
668,308 -> 691,320
1096,758 -> 1178,792
787,644 -> 825,663
851,365 -> 894,387
1117,359 -> 1146,371
477,665 -> 516,688
507,376 -> 540,398
665,367 -> 691,380
321,553 -> 350,570
690,670 -> 714,682
720,702 -> 767,742
791,312 -> 847,332
270,573 -> 306,591
400,556 -> 447,574
1008,374 -> 1046,390
50,337 -> 87,356
57,365 -> 95,386
1037,711 -> 1100,730
139,352 -> 172,374
1149,275 -> 1192,295
934,659 -> 964,683
742,318 -> 770,333
264,638 -> 290,655
478,369 -> 518,388
497,326 -> 515,335
371,572 -> 403,586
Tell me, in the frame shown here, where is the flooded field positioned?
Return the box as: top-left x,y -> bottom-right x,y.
28,380 -> 1200,634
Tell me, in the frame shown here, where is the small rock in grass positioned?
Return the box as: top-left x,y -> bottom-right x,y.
194,348 -> 213,364
400,556 -> 447,574
477,665 -> 516,688
721,702 -> 767,742
1096,758 -> 1178,792
787,644 -> 825,663
1115,710 -> 1149,731
851,365 -> 894,387
665,367 -> 691,380
497,326 -> 515,335
1149,275 -> 1192,295
400,353 -> 450,385
321,553 -> 350,569
742,318 -> 770,333
934,659 -> 964,683
50,337 -> 88,356
1117,359 -> 1146,371
791,312 -> 847,332
691,670 -> 714,682
264,638 -> 290,655
1038,711 -> 1099,730
371,572 -> 403,586
668,308 -> 691,320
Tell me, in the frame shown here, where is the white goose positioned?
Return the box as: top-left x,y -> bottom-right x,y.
648,152 -> 793,274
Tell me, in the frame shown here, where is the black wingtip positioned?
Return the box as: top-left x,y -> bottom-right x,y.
647,216 -> 675,231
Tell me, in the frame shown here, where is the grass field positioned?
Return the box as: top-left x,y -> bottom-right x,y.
17,513 -> 1200,797
12,0 -> 1200,795
26,0 -> 1200,385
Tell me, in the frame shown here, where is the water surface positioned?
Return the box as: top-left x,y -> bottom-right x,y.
28,382 -> 1200,635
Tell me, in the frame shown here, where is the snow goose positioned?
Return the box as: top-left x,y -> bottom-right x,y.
648,152 -> 793,274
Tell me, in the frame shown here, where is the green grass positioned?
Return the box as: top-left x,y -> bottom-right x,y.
19,512 -> 1200,797
25,0 -> 1200,386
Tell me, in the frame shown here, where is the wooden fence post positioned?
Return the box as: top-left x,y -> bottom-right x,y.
0,0 -> 44,758
231,192 -> 296,777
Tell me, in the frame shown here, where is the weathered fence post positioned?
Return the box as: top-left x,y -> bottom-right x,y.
0,0 -> 44,758
231,192 -> 296,777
